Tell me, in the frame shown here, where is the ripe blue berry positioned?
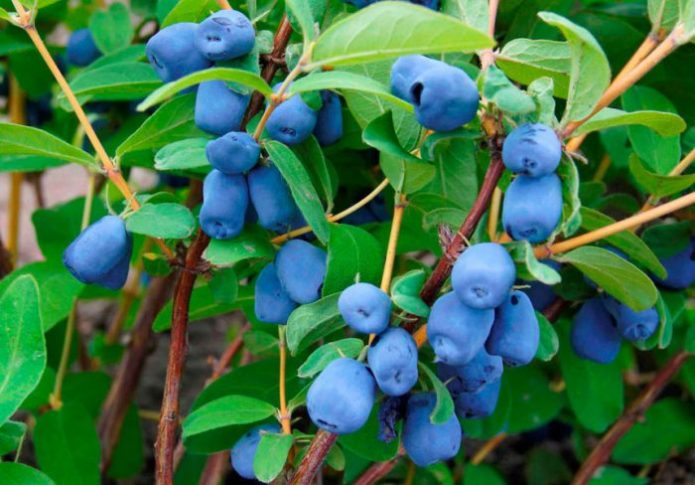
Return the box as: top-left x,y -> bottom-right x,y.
451,242 -> 516,309
654,238 -> 695,290
230,423 -> 280,479
206,131 -> 260,175
313,91 -> 343,146
571,298 -> 621,364
247,164 -> 299,233
402,393 -> 462,466
502,173 -> 563,243
195,10 -> 255,61
390,55 -> 439,103
266,87 -> 318,145
63,215 -> 132,290
199,169 -> 248,240
275,240 -> 327,304
146,23 -> 211,83
601,296 -> 659,342
367,328 -> 419,396
338,282 -> 392,334
195,81 -> 249,135
307,358 -> 376,434
427,292 -> 495,366
486,291 -> 539,367
453,376 -> 502,419
66,29 -> 101,67
437,347 -> 503,394
502,123 -> 562,177
254,263 -> 298,325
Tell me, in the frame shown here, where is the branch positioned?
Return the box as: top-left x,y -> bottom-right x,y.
572,351 -> 691,485
289,430 -> 338,485
354,454 -> 403,485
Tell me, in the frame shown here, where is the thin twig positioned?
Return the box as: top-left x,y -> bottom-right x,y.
7,74 -> 25,264
640,147 -> 695,212
289,431 -> 339,485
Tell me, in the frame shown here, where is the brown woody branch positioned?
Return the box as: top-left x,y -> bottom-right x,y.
572,351 -> 692,485
289,430 -> 339,485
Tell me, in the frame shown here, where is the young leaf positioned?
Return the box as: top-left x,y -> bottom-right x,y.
203,226 -> 275,267
162,0 -> 218,26
538,12 -> 611,125
508,240 -> 562,285
0,123 -> 96,168
253,433 -> 293,483
33,403 -> 101,485
138,68 -> 272,111
309,2 -> 494,69
117,93 -> 205,157
629,154 -> 695,199
497,39 -> 571,98
154,138 -> 210,172
648,0 -> 681,30
557,156 -> 582,237
573,107 -> 686,137
0,275 -> 45,426
286,293 -> 344,355
0,463 -> 54,484
264,140 -> 330,243
418,363 -> 455,425
298,339 -> 365,378
323,224 -> 384,296
182,395 -> 276,441
391,269 -> 430,317
483,66 -> 536,115
535,312 -> 559,361
288,71 -> 413,113
89,3 -> 135,54
558,246 -> 658,312
125,202 -> 196,239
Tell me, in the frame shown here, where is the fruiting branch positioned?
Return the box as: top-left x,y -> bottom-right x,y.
572,351 -> 692,484
7,75 -> 25,264
289,430 -> 339,485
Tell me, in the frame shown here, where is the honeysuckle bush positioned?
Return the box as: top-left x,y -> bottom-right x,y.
0,0 -> 694,484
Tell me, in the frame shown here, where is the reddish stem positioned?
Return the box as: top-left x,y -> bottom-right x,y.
572,351 -> 691,485
289,430 -> 338,485
354,454 -> 403,485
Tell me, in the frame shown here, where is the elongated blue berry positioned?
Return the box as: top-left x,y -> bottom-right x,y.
451,242 -> 516,309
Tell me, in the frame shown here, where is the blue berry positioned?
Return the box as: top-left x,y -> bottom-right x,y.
247,164 -> 299,233
338,282 -> 392,334
254,263 -> 298,325
195,81 -> 249,135
451,242 -> 516,309
391,55 -> 439,103
206,131 -> 260,174
654,238 -> 695,290
146,23 -> 211,83
502,123 -> 562,177
199,169 -> 248,240
307,358 -> 376,434
571,298 -> 621,364
230,423 -> 280,479
486,291 -> 539,367
313,91 -> 343,146
275,240 -> 327,304
601,296 -> 659,342
453,376 -> 502,419
437,347 -> 503,394
427,292 -> 495,366
195,10 -> 255,61
402,393 -> 462,466
367,328 -> 419,396
502,173 -> 563,244
266,89 -> 318,145
66,29 -> 101,67
63,215 -> 132,290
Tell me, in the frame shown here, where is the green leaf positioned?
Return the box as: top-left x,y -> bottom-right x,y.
0,8 -> 16,24
483,65 -> 536,115
535,312 -> 559,361
0,420 -> 26,455
264,141 -> 330,243
538,12 -> 611,124
323,224 -> 384,296
339,407 -> 399,461
558,319 -> 623,432
308,2 -> 494,69
291,136 -> 335,212
0,276 -> 45,426
286,293 -> 344,356
613,398 -> 695,464
34,404 -> 101,485
380,152 -> 436,195
509,240 -> 562,284
363,111 -> 423,164
441,0 -> 488,32
298,339 -> 365,378
59,63 -> 162,110
391,269 -> 430,317
589,466 -> 647,485
648,0 -> 681,30
286,0 -> 316,45
505,366 -> 564,433
0,155 -> 65,173
118,94 -> 205,157
464,464 -> 505,485
574,107 -> 686,137
288,71 -> 413,113
162,0 -> 218,26
528,76 -> 557,125
182,395 -> 276,442
0,463 -> 55,485
557,156 -> 582,237
629,154 -> 695,199
580,207 -> 667,278
203,226 -> 275,267
418,363 -> 455,425
641,221 -> 691,259
0,123 -> 96,168
154,138 -> 210,172
253,432 -> 294,483
622,85 -> 681,174
125,203 -> 196,239
138,68 -> 272,112
558,246 -> 658,312
497,39 -> 571,99
89,3 -> 134,54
